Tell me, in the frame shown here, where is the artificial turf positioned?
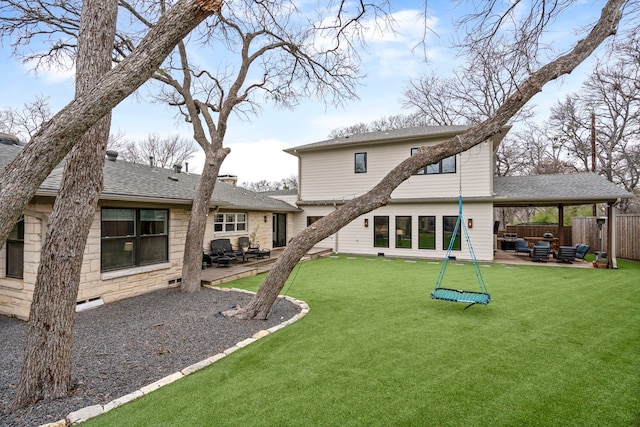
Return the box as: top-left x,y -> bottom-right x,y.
86,256 -> 640,426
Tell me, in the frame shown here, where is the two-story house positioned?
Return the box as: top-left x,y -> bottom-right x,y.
285,125 -> 506,262
285,125 -> 631,264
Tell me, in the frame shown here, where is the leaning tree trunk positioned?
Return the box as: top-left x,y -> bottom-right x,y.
13,0 -> 117,407
226,0 -> 624,320
181,146 -> 229,292
0,0 -> 222,246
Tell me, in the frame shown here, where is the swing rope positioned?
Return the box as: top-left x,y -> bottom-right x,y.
431,138 -> 491,308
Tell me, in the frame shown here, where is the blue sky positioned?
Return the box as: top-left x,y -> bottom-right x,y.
0,1 -> 605,184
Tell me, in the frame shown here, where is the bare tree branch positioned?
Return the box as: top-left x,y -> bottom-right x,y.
0,0 -> 223,245
227,0 -> 625,320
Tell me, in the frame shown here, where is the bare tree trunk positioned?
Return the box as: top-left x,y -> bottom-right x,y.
226,0 -> 624,320
0,0 -> 222,245
181,147 -> 228,292
13,0 -> 117,407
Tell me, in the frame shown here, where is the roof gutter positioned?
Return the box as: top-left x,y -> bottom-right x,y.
35,188 -> 237,208
285,125 -> 512,155
297,196 -> 493,206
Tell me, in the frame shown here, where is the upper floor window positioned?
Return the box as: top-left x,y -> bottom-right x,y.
354,152 -> 367,173
101,208 -> 168,271
6,216 -> 24,279
214,213 -> 247,232
307,216 -> 323,226
411,148 -> 456,175
410,148 -> 426,175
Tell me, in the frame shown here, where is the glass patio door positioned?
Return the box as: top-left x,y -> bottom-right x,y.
273,213 -> 287,247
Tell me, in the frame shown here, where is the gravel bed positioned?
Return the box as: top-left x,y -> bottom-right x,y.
0,287 -> 300,426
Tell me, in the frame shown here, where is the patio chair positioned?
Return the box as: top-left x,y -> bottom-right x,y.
575,244 -> 590,260
514,240 -> 531,256
531,245 -> 550,262
535,240 -> 551,248
210,239 -> 241,265
236,236 -> 259,263
238,236 -> 251,249
554,246 -> 577,263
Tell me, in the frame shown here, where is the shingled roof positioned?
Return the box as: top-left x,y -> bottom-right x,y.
493,173 -> 632,206
0,144 -> 298,212
284,125 -> 511,154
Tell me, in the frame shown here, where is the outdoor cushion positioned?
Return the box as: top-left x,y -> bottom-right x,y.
575,244 -> 590,260
555,246 -> 577,263
531,246 -> 550,262
515,240 -> 531,255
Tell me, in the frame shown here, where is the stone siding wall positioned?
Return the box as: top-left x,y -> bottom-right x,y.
0,204 -> 287,320
0,204 -> 49,319
0,204 -> 188,320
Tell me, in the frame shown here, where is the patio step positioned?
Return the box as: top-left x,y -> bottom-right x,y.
200,247 -> 333,287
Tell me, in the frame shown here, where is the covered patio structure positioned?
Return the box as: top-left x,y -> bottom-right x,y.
493,173 -> 633,269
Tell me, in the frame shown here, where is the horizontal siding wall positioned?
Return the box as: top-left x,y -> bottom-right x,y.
299,140 -> 493,201
393,144 -> 493,199
291,202 -> 494,262
292,206 -> 337,250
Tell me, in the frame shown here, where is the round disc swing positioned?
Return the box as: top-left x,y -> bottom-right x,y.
430,138 -> 491,309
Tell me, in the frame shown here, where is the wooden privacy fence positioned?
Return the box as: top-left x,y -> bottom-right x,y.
572,215 -> 640,261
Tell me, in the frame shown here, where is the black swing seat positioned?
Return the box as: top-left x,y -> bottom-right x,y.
431,287 -> 491,306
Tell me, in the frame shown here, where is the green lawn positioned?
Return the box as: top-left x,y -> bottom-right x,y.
87,256 -> 640,426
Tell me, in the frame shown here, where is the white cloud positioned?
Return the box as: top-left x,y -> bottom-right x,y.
358,9 -> 440,79
23,57 -> 75,83
189,138 -> 298,184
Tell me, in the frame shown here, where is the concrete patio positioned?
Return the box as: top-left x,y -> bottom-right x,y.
493,249 -> 595,268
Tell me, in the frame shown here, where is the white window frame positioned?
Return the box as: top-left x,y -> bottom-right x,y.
214,212 -> 247,233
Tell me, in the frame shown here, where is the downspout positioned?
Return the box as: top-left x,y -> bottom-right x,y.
333,202 -> 339,254
607,200 -> 618,269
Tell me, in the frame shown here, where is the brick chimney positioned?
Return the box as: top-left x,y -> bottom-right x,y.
218,174 -> 238,186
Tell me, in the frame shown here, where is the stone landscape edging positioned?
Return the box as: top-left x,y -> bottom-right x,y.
40,288 -> 309,427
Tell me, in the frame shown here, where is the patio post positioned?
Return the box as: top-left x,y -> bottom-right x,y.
558,204 -> 565,245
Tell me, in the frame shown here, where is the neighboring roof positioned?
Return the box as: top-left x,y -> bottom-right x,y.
285,125 -> 511,154
261,189 -> 298,196
0,144 -> 299,212
0,132 -> 22,146
213,181 -> 299,212
493,173 -> 632,206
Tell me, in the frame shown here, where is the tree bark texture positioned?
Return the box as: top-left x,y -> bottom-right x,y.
13,0 -> 118,408
0,0 -> 222,245
226,0 -> 624,320
181,146 -> 228,292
